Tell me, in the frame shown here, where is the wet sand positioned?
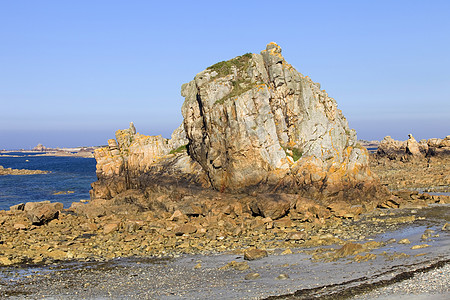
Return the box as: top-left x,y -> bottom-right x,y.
1,205 -> 448,299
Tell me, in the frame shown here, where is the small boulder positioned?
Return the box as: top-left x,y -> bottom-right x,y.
174,224 -> 197,236
249,194 -> 291,220
103,222 -> 120,234
334,243 -> 364,258
411,244 -> 430,250
286,232 -> 306,241
10,203 -> 25,211
13,223 -> 27,230
244,248 -> 268,261
220,261 -> 249,271
25,202 -> 61,225
398,238 -> 411,244
276,273 -> 289,280
244,273 -> 260,280
0,257 -> 13,266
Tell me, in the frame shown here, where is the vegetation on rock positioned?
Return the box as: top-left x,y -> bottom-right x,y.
169,144 -> 187,155
207,53 -> 252,78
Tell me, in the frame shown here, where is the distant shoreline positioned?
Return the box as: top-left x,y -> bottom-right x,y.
0,148 -> 100,158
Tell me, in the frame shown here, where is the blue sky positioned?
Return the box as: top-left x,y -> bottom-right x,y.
0,0 -> 449,149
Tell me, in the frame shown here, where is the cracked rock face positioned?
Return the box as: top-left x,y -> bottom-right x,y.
181,42 -> 373,194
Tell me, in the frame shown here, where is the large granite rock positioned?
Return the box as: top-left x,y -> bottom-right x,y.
181,42 -> 378,198
91,43 -> 388,205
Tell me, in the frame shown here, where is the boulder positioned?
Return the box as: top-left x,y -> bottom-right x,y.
249,194 -> 291,220
25,201 -> 62,225
334,243 -> 364,258
103,222 -> 120,234
10,203 -> 25,211
244,248 -> 268,261
406,134 -> 421,156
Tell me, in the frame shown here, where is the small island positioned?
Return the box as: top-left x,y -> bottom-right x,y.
0,165 -> 50,176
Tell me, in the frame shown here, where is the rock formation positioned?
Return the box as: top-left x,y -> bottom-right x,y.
91,43 -> 388,208
0,165 -> 50,176
377,134 -> 450,160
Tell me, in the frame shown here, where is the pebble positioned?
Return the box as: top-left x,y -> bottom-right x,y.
398,238 -> 411,244
276,273 -> 289,280
354,264 -> 450,299
411,244 -> 430,250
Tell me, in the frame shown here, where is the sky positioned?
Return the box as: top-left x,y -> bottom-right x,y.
0,0 -> 449,149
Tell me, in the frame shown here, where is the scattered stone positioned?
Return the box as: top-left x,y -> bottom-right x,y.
411,244 -> 430,250
398,239 -> 411,244
103,223 -> 120,234
10,203 -> 25,211
174,224 -> 197,236
244,248 -> 268,261
244,273 -> 260,280
287,232 -> 306,241
442,223 -> 449,231
354,253 -> 377,262
0,256 -> 13,266
334,243 -> 365,258
194,263 -> 201,269
220,261 -> 249,271
281,248 -> 292,255
13,223 -> 27,230
276,273 -> 289,280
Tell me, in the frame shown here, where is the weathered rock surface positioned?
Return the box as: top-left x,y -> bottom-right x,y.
23,201 -> 63,225
181,42 -> 377,197
244,248 -> 268,261
91,43 -> 388,207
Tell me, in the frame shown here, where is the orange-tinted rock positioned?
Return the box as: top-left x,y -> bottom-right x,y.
335,243 -> 364,258
103,222 -> 120,234
249,194 -> 291,220
25,202 -> 61,225
244,248 -> 268,261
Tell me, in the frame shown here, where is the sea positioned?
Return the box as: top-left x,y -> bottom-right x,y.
0,152 -> 97,210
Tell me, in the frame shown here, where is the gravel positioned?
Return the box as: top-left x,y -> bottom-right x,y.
353,263 -> 450,299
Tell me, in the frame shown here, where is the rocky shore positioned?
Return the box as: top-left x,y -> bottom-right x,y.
0,165 -> 50,176
0,190 -> 448,267
0,203 -> 448,299
371,135 -> 450,193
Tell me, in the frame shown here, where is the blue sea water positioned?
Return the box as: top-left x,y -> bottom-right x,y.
0,152 -> 97,210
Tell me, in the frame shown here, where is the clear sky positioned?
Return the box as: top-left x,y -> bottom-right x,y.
1,0 -> 449,149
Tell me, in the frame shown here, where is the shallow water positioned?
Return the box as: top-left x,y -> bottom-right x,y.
0,152 -> 96,210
